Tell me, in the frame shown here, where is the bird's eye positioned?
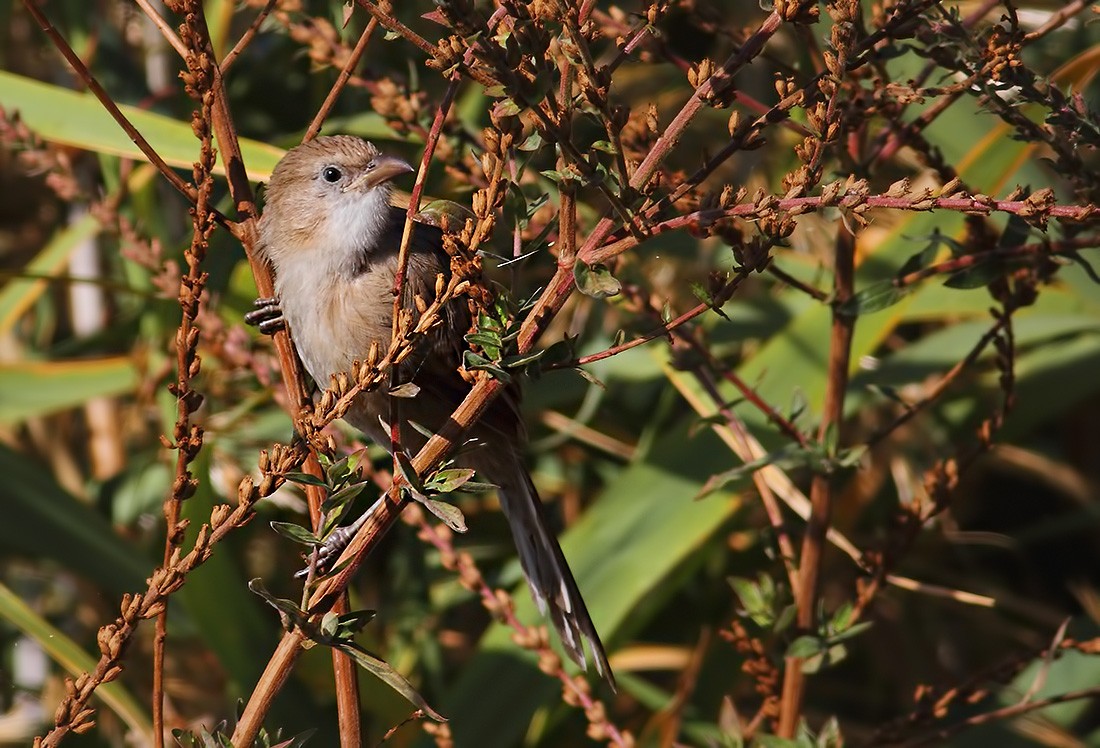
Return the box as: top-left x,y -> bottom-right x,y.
321,166 -> 343,183
365,160 -> 376,171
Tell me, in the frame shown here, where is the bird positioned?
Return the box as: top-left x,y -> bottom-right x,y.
252,135 -> 614,688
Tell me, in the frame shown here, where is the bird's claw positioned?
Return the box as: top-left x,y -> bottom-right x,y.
293,522 -> 358,579
245,296 -> 286,335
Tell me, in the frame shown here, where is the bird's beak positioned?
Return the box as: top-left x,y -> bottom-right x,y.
342,154 -> 414,192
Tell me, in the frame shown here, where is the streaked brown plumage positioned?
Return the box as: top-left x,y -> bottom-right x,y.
257,135 -> 613,687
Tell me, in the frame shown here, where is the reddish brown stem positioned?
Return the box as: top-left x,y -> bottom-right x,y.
304,17 -> 379,142
777,225 -> 857,737
21,0 -> 201,217
220,0 -> 278,73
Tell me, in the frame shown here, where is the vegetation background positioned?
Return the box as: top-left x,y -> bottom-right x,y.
2,0 -> 1100,746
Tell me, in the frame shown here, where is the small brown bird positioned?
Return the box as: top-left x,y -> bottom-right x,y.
255,135 -> 613,687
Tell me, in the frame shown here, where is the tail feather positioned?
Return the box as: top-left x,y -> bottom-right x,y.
493,463 -> 615,689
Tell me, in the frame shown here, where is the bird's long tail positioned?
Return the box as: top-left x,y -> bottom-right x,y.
491,458 -> 615,690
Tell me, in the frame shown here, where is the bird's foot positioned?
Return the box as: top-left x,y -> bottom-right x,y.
293,510 -> 371,579
245,296 -> 286,335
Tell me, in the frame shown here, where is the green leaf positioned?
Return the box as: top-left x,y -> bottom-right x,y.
801,642 -> 848,673
325,451 -> 361,483
457,480 -> 497,493
786,635 -> 825,659
0,444 -> 146,594
270,521 -> 321,547
897,236 -> 943,277
320,482 -> 368,538
463,350 -> 512,381
0,358 -> 139,424
282,472 -> 330,489
829,620 -> 873,644
416,199 -> 475,231
427,468 -> 477,493
333,641 -> 446,722
248,579 -> 310,630
0,210 -> 102,336
334,610 -> 378,635
492,98 -> 521,117
773,604 -> 797,634
424,498 -> 468,532
841,281 -> 908,316
0,71 -> 284,180
443,423 -> 742,747
394,450 -> 424,492
0,582 -> 153,743
517,130 -> 543,151
501,350 -> 545,368
830,601 -> 854,631
320,481 -> 368,513
699,444 -> 813,497
574,261 -> 622,299
943,260 -> 1001,289
465,331 -> 503,355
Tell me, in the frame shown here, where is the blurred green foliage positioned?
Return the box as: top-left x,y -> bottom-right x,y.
2,1 -> 1100,747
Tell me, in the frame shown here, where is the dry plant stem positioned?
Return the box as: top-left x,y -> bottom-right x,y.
133,0 -> 188,58
413,514 -> 631,746
21,1 -> 198,210
568,268 -> 752,368
900,685 -> 1100,748
389,2 -> 507,350
579,10 -> 785,257
180,4 -> 324,449
892,237 -> 1100,289
1023,0 -> 1090,42
765,264 -> 829,302
867,313 -> 1011,446
355,1 -> 439,59
374,710 -> 425,747
691,363 -> 800,597
35,452 -> 297,747
231,628 -> 309,748
304,17 -> 379,141
777,225 -> 856,738
587,191 -> 1099,270
236,373 -> 508,748
300,451 -> 362,748
149,3 -> 334,742
667,358 -> 997,614
152,7 -> 219,741
868,0 -> 998,163
388,63 -> 467,454
306,374 -> 504,612
29,4 -> 331,745
220,0 -> 278,73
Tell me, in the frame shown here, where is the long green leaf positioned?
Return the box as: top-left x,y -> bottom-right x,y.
0,357 -> 139,424
0,211 -> 101,336
0,443 -> 147,595
0,71 -> 284,180
441,423 -> 743,748
0,582 -> 153,743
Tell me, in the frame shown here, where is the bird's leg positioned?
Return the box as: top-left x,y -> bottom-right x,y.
245,296 -> 286,334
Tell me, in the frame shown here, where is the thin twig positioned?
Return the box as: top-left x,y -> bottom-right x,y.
220,0 -> 278,73
133,0 -> 188,58
777,224 -> 857,737
900,685 -> 1100,748
304,17 -> 379,141
22,1 -> 200,214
